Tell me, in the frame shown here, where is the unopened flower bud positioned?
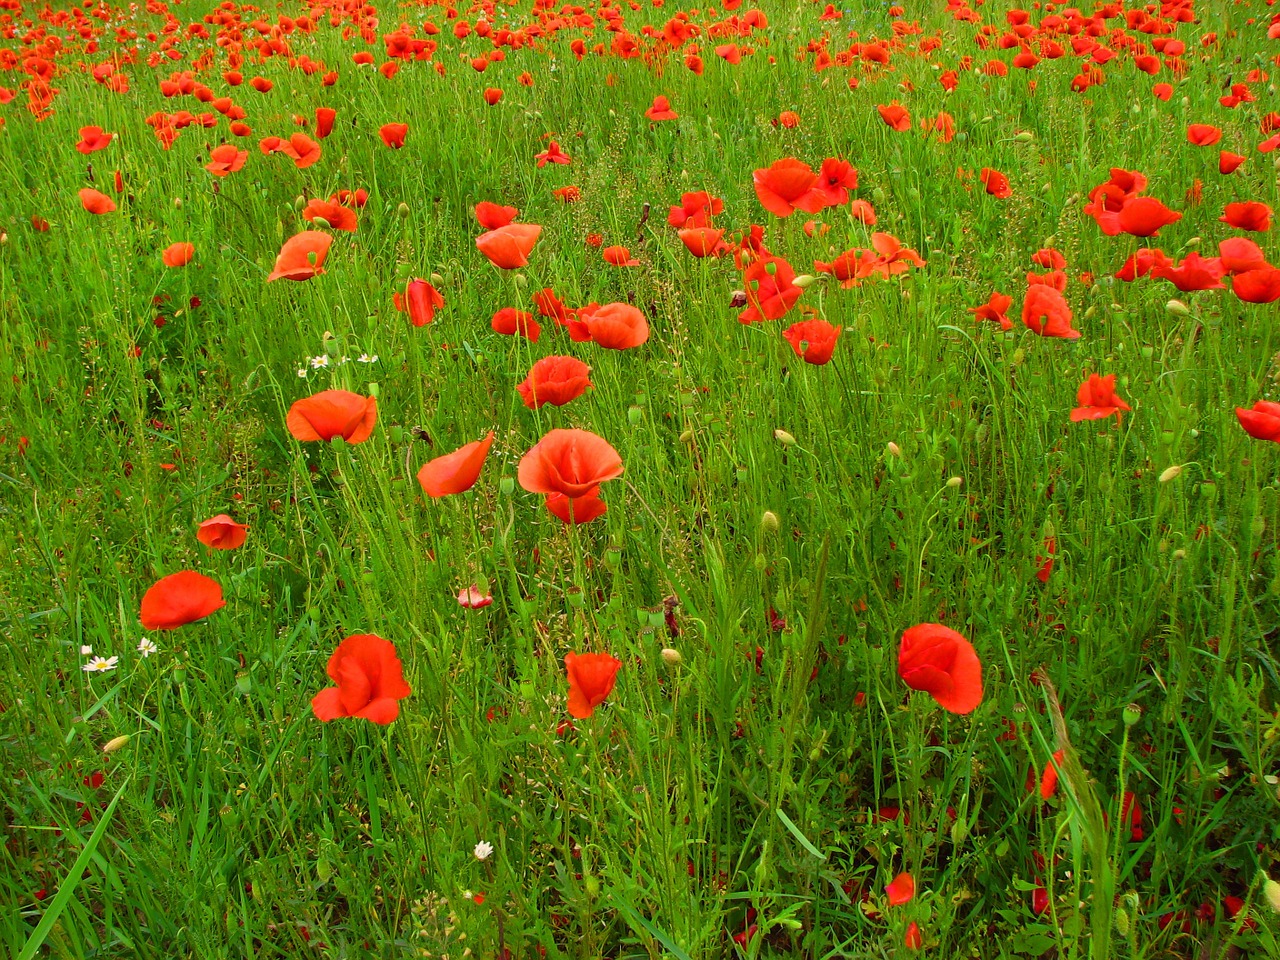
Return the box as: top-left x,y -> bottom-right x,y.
774,429 -> 796,446
430,273 -> 444,286
887,441 -> 902,457
396,202 -> 410,218
1014,131 -> 1034,142
310,216 -> 331,230
946,476 -> 963,488
103,734 -> 131,754
1166,299 -> 1190,316
1159,464 -> 1183,483
792,274 -> 818,288
1264,877 -> 1280,913
761,510 -> 780,534
660,648 -> 682,665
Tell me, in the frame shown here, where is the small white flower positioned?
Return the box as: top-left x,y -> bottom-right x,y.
338,356 -> 351,364
137,638 -> 158,658
309,355 -> 330,369
474,840 -> 494,861
83,656 -> 119,673
356,353 -> 379,364
80,645 -> 94,656
297,368 -> 308,378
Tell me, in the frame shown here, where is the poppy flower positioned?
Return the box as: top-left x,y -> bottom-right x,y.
267,231 -> 332,282
206,144 -> 248,177
753,159 -> 827,218
1187,124 -> 1222,146
1153,82 -> 1173,101
483,88 -> 503,105
969,292 -> 1013,330
270,133 -> 321,169
578,303 -> 649,349
197,514 -> 248,549
1070,373 -> 1131,422
1219,237 -> 1268,274
815,158 -> 858,207
475,201 -> 517,230
476,223 -> 542,269
898,622 -> 983,714
286,390 -> 377,444
76,126 -> 114,153
886,872 -> 915,907
678,227 -> 727,257
1022,285 -> 1080,339
1151,252 -> 1226,291
905,922 -> 923,950
858,233 -> 928,281
79,188 -> 116,214
1032,248 -> 1067,269
553,186 -> 581,203
849,199 -> 878,225
1232,267 -> 1280,304
140,570 -> 226,630
602,245 -> 640,267
1220,202 -> 1272,232
979,167 -> 1012,199
1237,400 -> 1280,441
517,356 -> 592,409
302,199 -> 358,232
814,249 -> 872,288
877,102 -> 911,131
740,256 -> 803,324
1117,196 -> 1182,237
645,96 -> 678,121
535,140 -> 571,166
783,319 -> 841,365
546,489 -> 608,524
491,307 -> 540,341
565,651 -> 622,719
534,288 -> 575,326
315,106 -> 336,139
518,428 -> 623,498
311,634 -> 411,725
379,122 -> 408,148
162,242 -> 195,267
1039,750 -> 1066,800
457,585 -> 493,609
1115,247 -> 1173,281
668,191 -> 724,228
417,431 -> 494,497
394,278 -> 444,326
1219,151 -> 1246,174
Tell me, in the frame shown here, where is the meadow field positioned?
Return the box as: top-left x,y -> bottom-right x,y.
1,0 -> 1279,956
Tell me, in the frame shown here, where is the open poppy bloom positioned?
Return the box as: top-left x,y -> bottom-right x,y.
1022,285 -> 1080,339
898,623 -> 983,714
877,102 -> 911,131
491,307 -> 540,341
668,191 -> 724,228
162,242 -> 195,267
140,570 -> 226,630
517,356 -> 592,409
417,431 -> 494,497
602,245 -> 640,267
886,872 -> 916,907
206,143 -> 248,177
815,158 -> 857,206
394,278 -> 444,326
1219,238 -> 1269,274
678,227 -> 727,257
815,249 -> 873,288
286,390 -> 377,444
740,256 -> 803,323
1237,400 -> 1280,441
979,168 -> 1012,199
475,201 -> 517,229
1070,373 -> 1131,422
645,95 -> 678,121
1219,151 -> 1246,174
76,126 -> 114,153
457,585 -> 493,609
379,122 -> 408,148
1116,196 -> 1183,237
534,140 -> 571,166
518,428 -> 623,498
546,489 -> 608,524
1232,267 -> 1280,304
577,303 -> 649,349
565,651 -> 622,718
1220,202 -> 1272,232
311,634 -> 411,725
262,133 -> 322,169
302,199 -> 358,232
197,514 -> 248,549
476,223 -> 542,269
783,319 -> 841,365
1187,123 -> 1223,146
753,158 -> 826,218
267,231 -> 332,282
969,292 -> 1013,330
79,188 -> 116,214
1151,252 -> 1226,291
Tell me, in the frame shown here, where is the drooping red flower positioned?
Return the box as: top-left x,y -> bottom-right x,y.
1022,285 -> 1080,339
518,428 -> 623,498
162,242 -> 195,267
565,651 -> 622,718
475,201 -> 517,230
197,514 -> 248,549
898,623 -> 983,714
267,231 -> 332,282
1237,400 -> 1280,441
979,167 -> 1012,198
311,634 -> 411,725
476,223 -> 542,269
79,188 -> 116,215
1220,201 -> 1272,232
517,356 -> 593,409
886,872 -> 916,907
140,570 -> 226,630
752,159 -> 826,218
783,319 -> 841,365
379,122 -> 408,148
644,95 -> 678,121
578,303 -> 649,349
1070,373 -> 1131,422
740,256 -> 803,323
286,390 -> 377,443
417,432 -> 494,497
969,292 -> 1013,330
491,307 -> 540,341
877,102 -> 911,131
394,279 -> 445,326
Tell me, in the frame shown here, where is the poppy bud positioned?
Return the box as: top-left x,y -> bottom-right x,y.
1159,465 -> 1183,483
627,406 -> 643,425
1263,877 -> 1280,913
946,476 -> 962,488
887,441 -> 902,457
367,382 -> 379,399
499,476 -> 515,496
513,274 -> 528,288
1173,548 -> 1186,561
792,274 -> 818,288
397,202 -> 410,218
294,195 -> 306,211
430,273 -> 444,286
0,231 -> 6,245
388,425 -> 404,443
311,216 -> 332,230
1123,703 -> 1143,726
1115,907 -> 1130,937
774,429 -> 796,446
679,428 -> 694,443
761,510 -> 780,534
1084,306 -> 1097,320
103,734 -> 131,754
660,648 -> 682,665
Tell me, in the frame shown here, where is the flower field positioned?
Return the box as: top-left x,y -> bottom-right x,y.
1,0 -> 1279,956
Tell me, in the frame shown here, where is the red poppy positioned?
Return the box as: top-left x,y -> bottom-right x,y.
1232,267 -> 1280,304
905,922 -> 923,950
849,199 -> 878,225
1237,400 -> 1280,441
483,87 -> 503,105
1039,750 -> 1066,800
1070,373 -> 1131,422
1115,247 -> 1173,281
491,307 -> 540,341
578,303 -> 649,349
1186,123 -> 1222,146
565,651 -> 622,718
197,514 -> 248,549
602,245 -> 640,267
162,242 -> 195,267
740,256 -> 803,323
969,292 -> 1013,330
476,223 -> 542,269
206,144 -> 248,177
1151,252 -> 1226,291
645,95 -> 678,121
518,428 -> 623,498
1219,237 -> 1268,274
668,191 -> 724,228
457,586 -> 493,609
475,201 -> 517,229
979,167 -> 1012,198
1117,196 -> 1182,237
1153,82 -> 1173,100
517,356 -> 592,409
315,106 -> 336,139
815,158 -> 858,207
417,432 -> 494,497
79,188 -> 116,215
553,185 -> 581,203
535,140 -> 571,166
279,133 -> 321,169
921,111 -> 956,143
859,233 -> 927,280
783,319 -> 841,365
898,623 -> 983,714
1219,151 -> 1246,174
877,102 -> 911,131
752,159 -> 826,218
534,288 -> 575,326
76,126 -> 114,153
379,122 -> 408,148
140,570 -> 226,630
286,390 -> 377,444
267,231 -> 332,282
1220,201 -> 1272,232
302,199 -> 358,232
678,227 -> 727,257
546,490 -> 608,524
1021,285 -> 1079,339
394,279 -> 444,326
311,634 -> 411,725
814,249 -> 872,288
1032,248 -> 1067,269
886,872 -> 915,907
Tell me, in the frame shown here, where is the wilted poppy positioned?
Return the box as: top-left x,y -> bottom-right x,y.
518,428 -> 623,498
517,356 -> 592,409
1022,285 -> 1080,339
311,634 -> 411,725
140,570 -> 226,630
79,188 -> 115,214
753,159 -> 826,218
783,319 -> 841,365
286,390 -> 377,444
1220,202 -> 1272,232
1070,373 -> 1131,422
476,223 -> 542,269
162,242 -> 195,267
379,122 -> 408,148
886,872 -> 916,907
475,201 -> 517,229
565,651 -> 622,718
740,256 -> 803,323
395,278 -> 444,326
302,198 -> 358,232
267,231 -> 332,282
898,623 -> 983,714
578,303 -> 649,349
1237,400 -> 1280,441
197,514 -> 248,549
546,489 -> 608,524
417,432 -> 494,497
645,96 -> 678,121
969,292 -> 1013,330
491,307 -> 540,341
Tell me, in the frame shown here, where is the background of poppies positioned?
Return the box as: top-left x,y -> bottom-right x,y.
0,0 -> 1278,957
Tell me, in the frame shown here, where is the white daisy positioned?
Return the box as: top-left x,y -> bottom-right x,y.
137,638 -> 158,658
80,645 -> 94,656
474,840 -> 494,861
83,656 -> 119,673
356,353 -> 379,364
309,355 -> 330,369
